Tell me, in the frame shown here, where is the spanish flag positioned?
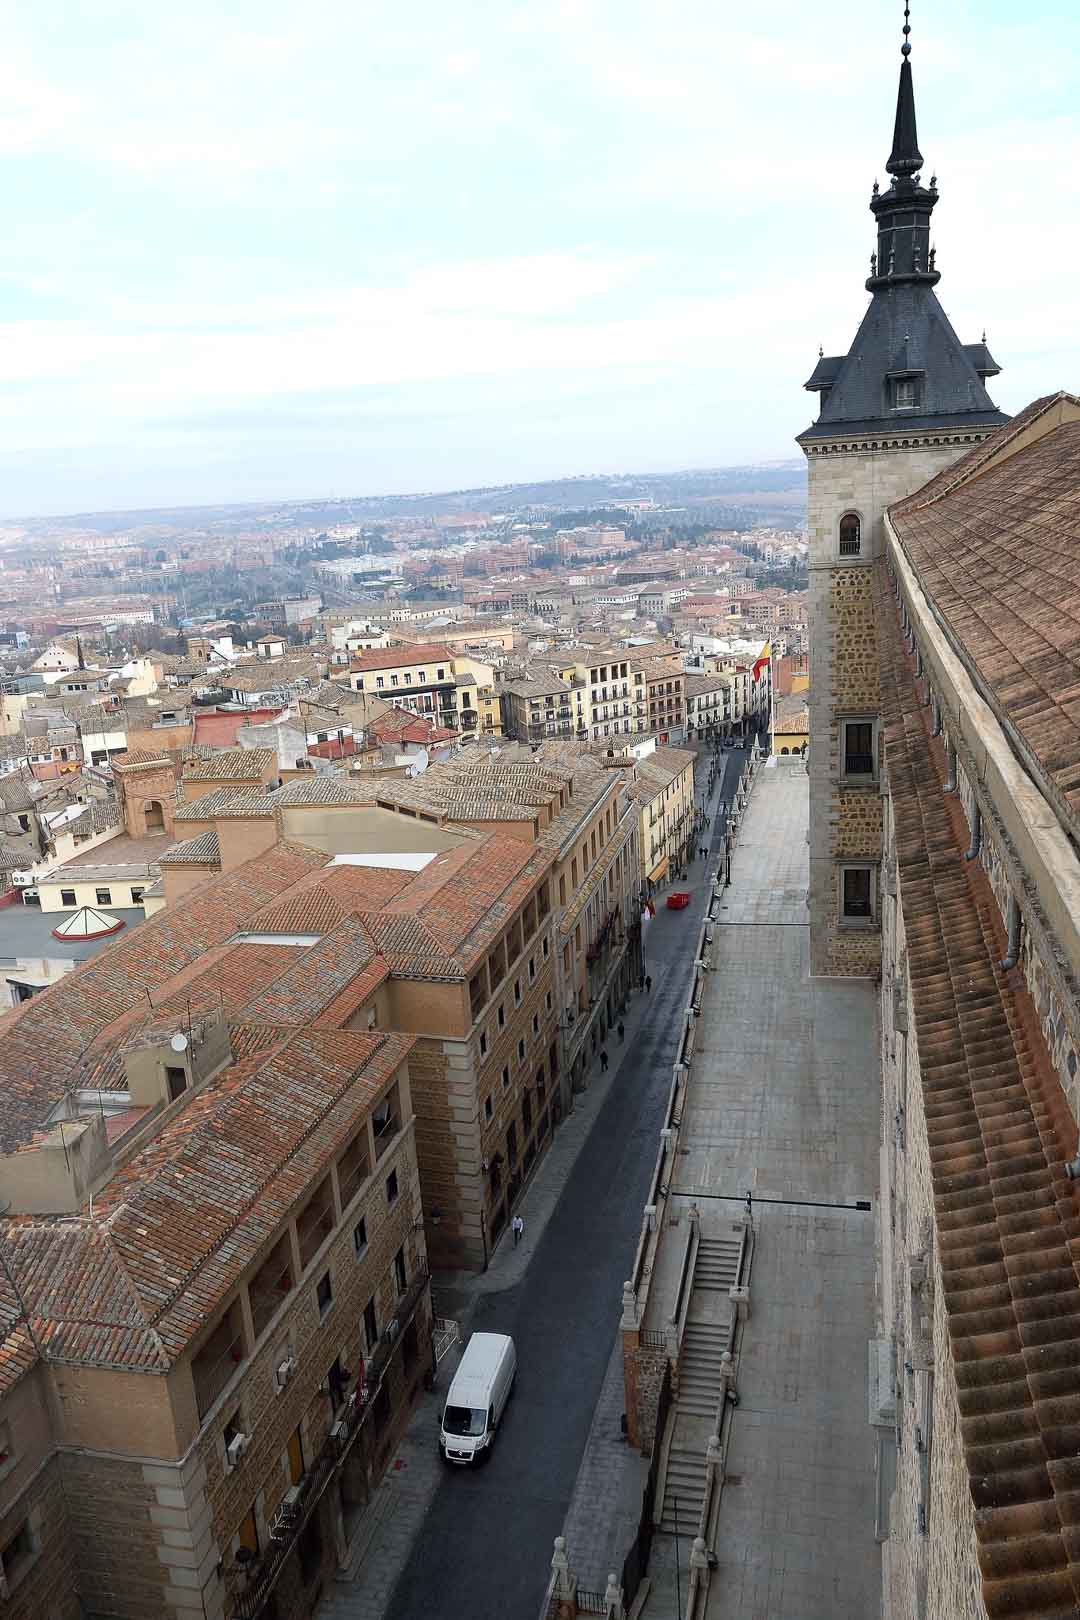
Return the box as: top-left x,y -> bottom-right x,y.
752,641 -> 771,682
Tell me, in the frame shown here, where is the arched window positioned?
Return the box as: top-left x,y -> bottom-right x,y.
145,799 -> 165,833
780,747 -> 790,755
839,514 -> 861,556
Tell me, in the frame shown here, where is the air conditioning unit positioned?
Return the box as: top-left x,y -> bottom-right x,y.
225,1432 -> 251,1469
281,1484 -> 302,1515
274,1356 -> 297,1392
330,1419 -> 347,1447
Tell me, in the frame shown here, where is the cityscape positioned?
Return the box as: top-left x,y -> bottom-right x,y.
0,6 -> 1077,1620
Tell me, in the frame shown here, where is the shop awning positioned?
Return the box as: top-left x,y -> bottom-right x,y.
648,856 -> 669,884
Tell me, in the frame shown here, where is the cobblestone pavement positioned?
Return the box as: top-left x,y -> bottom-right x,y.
318,744 -> 748,1620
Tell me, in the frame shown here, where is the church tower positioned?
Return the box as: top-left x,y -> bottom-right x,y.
798,8 -> 1008,977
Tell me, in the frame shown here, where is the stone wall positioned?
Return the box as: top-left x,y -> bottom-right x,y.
805,435 -> 989,976
0,1457 -> 79,1620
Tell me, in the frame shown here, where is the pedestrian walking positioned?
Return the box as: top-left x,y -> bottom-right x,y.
600,1048 -> 609,1073
618,1020 -> 625,1042
645,974 -> 652,994
512,1214 -> 524,1247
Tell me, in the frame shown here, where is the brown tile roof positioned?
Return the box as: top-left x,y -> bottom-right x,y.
350,643 -> 454,672
890,394 -> 1080,846
0,842 -> 327,1152
1,1027 -> 411,1370
157,830 -> 221,866
240,917 -> 382,1024
173,788 -> 278,820
182,747 -> 277,782
874,560 -> 1080,1620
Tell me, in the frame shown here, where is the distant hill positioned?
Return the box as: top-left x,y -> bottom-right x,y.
12,461 -> 807,538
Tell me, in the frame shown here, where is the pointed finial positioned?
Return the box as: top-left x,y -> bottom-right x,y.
981,329 -> 987,345
902,2 -> 912,57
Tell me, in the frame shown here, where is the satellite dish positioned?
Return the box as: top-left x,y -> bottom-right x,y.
170,1032 -> 189,1053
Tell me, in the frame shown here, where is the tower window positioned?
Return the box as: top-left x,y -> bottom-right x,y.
892,377 -> 918,410
838,514 -> 861,557
839,864 -> 876,926
842,718 -> 877,778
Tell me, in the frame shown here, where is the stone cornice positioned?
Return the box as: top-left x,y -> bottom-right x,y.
801,428 -> 996,460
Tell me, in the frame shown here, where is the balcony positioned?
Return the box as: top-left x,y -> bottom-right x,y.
226,1265 -> 430,1620
193,1299 -> 246,1421
372,1084 -> 401,1159
297,1179 -> 335,1270
249,1236 -> 294,1340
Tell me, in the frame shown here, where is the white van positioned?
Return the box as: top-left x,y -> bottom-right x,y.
439,1331 -> 516,1466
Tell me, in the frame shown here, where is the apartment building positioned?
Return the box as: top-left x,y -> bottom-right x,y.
630,656 -> 687,744
624,746 -> 696,893
684,672 -> 733,741
0,844 -> 432,1620
500,676 -> 575,744
569,654 -> 638,742
367,748 -> 641,1101
347,645 -> 495,739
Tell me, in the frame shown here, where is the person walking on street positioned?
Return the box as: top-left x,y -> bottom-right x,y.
600,1048 -> 609,1073
512,1214 -> 524,1247
645,974 -> 652,994
618,1020 -> 625,1042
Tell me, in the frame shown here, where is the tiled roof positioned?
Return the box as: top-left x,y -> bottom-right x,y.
1,1026 -> 411,1370
350,643 -> 454,672
875,561 -> 1080,1620
0,841 -> 327,1152
113,751 -> 172,772
156,830 -> 221,866
240,917 -> 381,1024
182,748 -> 277,782
173,788 -> 278,821
273,776 -> 379,807
890,394 -> 1080,847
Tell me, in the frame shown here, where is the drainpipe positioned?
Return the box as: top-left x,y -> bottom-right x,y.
999,894 -> 1022,971
915,647 -> 923,678
930,699 -> 941,738
943,741 -> 957,792
964,802 -> 981,862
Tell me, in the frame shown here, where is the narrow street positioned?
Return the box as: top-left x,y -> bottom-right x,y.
369,742 -> 750,1620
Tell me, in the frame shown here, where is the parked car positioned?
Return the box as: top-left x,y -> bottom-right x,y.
439,1332 -> 516,1466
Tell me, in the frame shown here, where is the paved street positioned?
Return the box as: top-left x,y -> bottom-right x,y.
321,741 -> 752,1620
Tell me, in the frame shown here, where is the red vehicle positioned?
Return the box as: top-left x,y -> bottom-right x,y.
666,891 -> 691,910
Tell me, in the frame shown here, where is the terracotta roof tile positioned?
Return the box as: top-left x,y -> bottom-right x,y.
874,559 -> 1080,1620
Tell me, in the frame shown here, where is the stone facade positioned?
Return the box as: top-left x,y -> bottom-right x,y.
805,434 -> 995,976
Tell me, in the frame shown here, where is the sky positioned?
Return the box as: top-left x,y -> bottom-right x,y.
1,0 -> 1078,517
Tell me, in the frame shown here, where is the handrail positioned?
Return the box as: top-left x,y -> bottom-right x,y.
672,1223 -> 699,1349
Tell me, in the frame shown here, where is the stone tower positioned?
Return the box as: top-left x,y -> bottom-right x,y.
797,13 -> 1008,977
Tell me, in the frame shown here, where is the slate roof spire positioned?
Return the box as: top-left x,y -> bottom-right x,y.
887,5 -> 924,177
867,3 -> 939,292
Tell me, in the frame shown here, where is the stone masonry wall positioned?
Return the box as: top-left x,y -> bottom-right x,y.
806,437 -> 986,976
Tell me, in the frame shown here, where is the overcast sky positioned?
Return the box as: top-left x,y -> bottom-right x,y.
1,0 -> 1078,517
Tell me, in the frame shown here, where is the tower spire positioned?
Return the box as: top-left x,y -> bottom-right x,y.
887,4 -> 924,177
867,3 -> 938,290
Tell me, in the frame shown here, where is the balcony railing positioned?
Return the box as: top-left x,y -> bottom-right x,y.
227,1265 -> 430,1620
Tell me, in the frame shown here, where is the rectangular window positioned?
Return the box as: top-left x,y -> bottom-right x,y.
394,1245 -> 407,1295
840,865 -> 876,925
165,1065 -> 186,1102
131,886 -> 145,905
842,719 -> 877,778
363,1297 -> 379,1353
532,1013 -> 539,1037
316,1270 -> 333,1317
353,1218 -> 367,1258
514,978 -> 521,1005
517,1038 -> 525,1062
376,676 -> 385,688
479,1030 -> 488,1057
893,376 -> 917,410
386,1169 -> 399,1205
484,1094 -> 493,1120
497,1003 -> 505,1029
501,1065 -> 510,1091
60,888 -> 76,906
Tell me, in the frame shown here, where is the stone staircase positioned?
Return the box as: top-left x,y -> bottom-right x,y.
693,1232 -> 743,1292
657,1231 -> 745,1533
